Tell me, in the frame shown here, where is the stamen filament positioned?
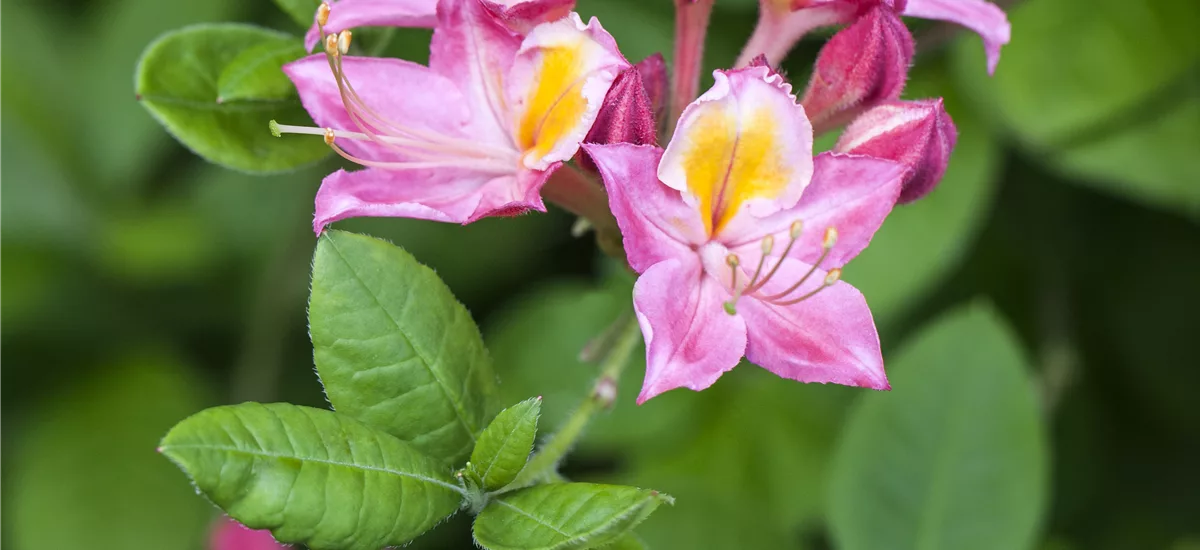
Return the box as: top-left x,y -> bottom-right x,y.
769,268 -> 841,306
758,227 -> 837,302
744,221 -> 803,295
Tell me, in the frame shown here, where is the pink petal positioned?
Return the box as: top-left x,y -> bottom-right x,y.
507,14 -> 630,170
481,0 -> 576,33
902,0 -> 1010,74
584,143 -> 706,272
658,66 -> 814,237
633,257 -> 748,404
430,0 -> 523,146
313,167 -> 523,231
466,164 -> 553,222
800,5 -> 914,132
304,0 -> 439,52
723,152 -> 905,267
739,258 -> 888,390
210,517 -> 285,550
282,55 -> 472,161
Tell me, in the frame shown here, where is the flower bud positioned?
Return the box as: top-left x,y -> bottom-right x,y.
834,98 -> 957,203
634,53 -> 668,130
799,5 -> 913,135
481,0 -> 575,33
576,66 -> 657,173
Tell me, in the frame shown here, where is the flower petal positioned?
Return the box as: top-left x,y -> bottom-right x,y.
304,0 -> 439,52
633,258 -> 748,404
283,54 -> 471,161
508,13 -> 630,170
584,144 -> 706,272
466,164 -> 553,222
481,0 -> 576,33
901,0 -> 1010,74
430,0 -> 523,146
313,167 -> 510,231
723,152 -> 905,267
658,66 -> 814,238
739,258 -> 888,390
210,517 -> 285,550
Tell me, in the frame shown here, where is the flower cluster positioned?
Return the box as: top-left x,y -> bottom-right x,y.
276,0 -> 1010,401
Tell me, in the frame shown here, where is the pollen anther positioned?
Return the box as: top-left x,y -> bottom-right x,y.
337,30 -> 352,55
724,222 -> 843,312
316,3 -> 331,27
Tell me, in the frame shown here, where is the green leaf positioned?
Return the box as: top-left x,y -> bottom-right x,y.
135,23 -> 330,173
273,0 -> 322,29
159,402 -> 463,550
470,397 -> 542,491
309,230 -> 498,464
217,37 -> 308,103
81,0 -> 242,189
844,62 -> 999,330
10,355 -> 211,550
473,483 -> 672,550
829,303 -> 1048,550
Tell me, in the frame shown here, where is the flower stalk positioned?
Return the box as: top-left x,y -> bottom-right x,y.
508,313 -> 642,488
670,0 -> 715,128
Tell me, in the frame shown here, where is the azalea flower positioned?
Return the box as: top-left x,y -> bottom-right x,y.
304,0 -> 575,50
585,65 -> 907,403
276,0 -> 629,231
738,0 -> 1010,74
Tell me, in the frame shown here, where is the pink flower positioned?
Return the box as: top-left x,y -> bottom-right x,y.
738,0 -> 1010,75
835,98 -> 957,203
585,66 -> 907,403
278,0 -> 629,232
209,517 -> 285,550
304,0 -> 575,50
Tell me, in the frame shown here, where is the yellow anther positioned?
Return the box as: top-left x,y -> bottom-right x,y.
337,30 -> 352,55
823,227 -> 838,249
789,220 -> 804,240
726,254 -> 740,267
316,3 -> 331,27
323,128 -> 336,145
761,235 -> 775,255
824,268 -> 842,285
324,33 -> 339,57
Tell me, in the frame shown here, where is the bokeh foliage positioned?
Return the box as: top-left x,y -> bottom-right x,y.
3,0 -> 1199,548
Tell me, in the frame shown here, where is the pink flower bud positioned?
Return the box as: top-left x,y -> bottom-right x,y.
209,518 -> 285,550
800,5 -> 913,135
634,53 -> 668,129
576,65 -> 657,173
834,98 -> 957,203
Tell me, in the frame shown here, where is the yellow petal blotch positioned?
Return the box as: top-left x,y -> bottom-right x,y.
680,105 -> 792,236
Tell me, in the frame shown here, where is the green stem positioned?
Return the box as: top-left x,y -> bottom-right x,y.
509,314 -> 642,488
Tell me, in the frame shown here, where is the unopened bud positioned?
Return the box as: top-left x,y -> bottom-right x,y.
834,98 -> 957,203
800,5 -> 913,135
575,66 -> 657,173
634,53 -> 668,130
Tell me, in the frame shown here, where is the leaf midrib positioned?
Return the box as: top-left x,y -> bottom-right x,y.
325,235 -> 480,444
161,442 -> 464,494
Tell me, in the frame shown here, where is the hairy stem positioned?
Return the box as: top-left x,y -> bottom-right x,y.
509,314 -> 642,488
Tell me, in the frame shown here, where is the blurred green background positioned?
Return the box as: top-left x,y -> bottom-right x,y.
3,0 -> 1199,548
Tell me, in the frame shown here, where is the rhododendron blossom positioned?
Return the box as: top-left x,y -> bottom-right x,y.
277,0 -> 629,231
586,66 -> 907,403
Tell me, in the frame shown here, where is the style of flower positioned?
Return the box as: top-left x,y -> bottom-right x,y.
739,0 -> 1010,74
585,65 -> 908,403
277,0 -> 629,232
304,0 -> 574,50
